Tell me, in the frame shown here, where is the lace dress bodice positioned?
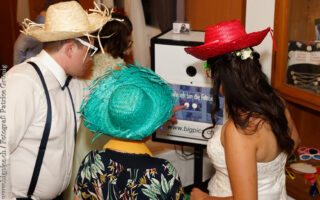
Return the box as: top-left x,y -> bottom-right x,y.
86,52 -> 125,85
207,127 -> 288,200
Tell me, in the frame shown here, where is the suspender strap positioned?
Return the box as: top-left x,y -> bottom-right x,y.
62,75 -> 78,140
26,61 -> 52,197
66,86 -> 78,140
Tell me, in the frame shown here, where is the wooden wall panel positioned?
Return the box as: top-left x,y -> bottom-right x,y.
78,0 -> 94,11
0,0 -> 95,69
185,0 -> 246,31
28,0 -> 43,21
28,0 -> 95,20
0,0 -> 19,68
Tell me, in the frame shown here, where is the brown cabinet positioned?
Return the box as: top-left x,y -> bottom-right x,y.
272,0 -> 320,112
273,1 -> 320,199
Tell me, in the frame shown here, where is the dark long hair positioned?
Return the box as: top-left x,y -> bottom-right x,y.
207,49 -> 294,154
95,12 -> 133,58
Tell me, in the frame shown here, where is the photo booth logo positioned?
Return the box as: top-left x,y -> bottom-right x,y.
0,64 -> 8,199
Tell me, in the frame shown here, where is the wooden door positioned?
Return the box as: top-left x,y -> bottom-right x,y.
0,0 -> 19,68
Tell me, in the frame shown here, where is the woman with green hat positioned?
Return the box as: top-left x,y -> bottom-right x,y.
74,64 -> 185,200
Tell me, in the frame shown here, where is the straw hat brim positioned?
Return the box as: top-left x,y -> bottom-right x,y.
27,13 -> 110,42
185,28 -> 270,60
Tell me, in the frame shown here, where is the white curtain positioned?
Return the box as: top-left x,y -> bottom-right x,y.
124,0 -> 155,67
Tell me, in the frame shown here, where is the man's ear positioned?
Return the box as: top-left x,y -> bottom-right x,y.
64,42 -> 75,58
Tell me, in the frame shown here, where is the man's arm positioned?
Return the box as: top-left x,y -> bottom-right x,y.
7,72 -> 37,153
4,69 -> 38,198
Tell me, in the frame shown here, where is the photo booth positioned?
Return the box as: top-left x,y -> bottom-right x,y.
151,30 -> 225,187
151,30 -> 224,147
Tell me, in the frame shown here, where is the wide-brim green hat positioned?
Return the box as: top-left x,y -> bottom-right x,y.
80,63 -> 176,140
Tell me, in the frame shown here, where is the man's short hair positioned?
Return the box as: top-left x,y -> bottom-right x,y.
42,36 -> 88,53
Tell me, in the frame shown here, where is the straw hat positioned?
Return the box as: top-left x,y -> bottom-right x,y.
80,63 -> 175,140
184,20 -> 270,60
21,1 -> 112,42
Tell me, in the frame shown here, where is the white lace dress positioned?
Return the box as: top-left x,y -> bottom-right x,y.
86,52 -> 125,85
207,128 -> 288,200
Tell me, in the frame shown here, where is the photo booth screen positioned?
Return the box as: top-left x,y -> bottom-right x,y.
151,30 -> 224,146
171,84 -> 223,125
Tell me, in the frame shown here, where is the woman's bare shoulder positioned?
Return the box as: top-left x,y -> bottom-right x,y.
221,119 -> 260,148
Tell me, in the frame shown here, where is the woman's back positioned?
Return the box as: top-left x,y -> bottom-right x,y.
221,118 -> 281,163
74,149 -> 185,200
207,120 -> 288,200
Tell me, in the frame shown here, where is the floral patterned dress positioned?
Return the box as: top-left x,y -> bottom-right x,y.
74,149 -> 185,200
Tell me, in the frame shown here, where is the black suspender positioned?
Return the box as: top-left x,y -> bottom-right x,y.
66,86 -> 78,141
25,61 -> 53,199
62,76 -> 78,140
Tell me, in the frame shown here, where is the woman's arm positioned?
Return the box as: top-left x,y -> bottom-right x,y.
280,98 -> 300,152
285,107 -> 300,151
223,121 -> 258,200
190,188 -> 233,200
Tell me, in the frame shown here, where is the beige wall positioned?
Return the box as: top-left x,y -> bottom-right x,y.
246,0 -> 275,80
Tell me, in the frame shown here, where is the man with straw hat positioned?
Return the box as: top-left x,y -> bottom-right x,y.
4,1 -> 111,199
13,0 -> 79,65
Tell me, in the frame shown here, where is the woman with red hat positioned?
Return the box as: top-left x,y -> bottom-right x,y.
185,20 -> 300,200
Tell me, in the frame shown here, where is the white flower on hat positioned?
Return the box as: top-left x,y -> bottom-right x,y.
234,48 -> 253,60
306,45 -> 312,51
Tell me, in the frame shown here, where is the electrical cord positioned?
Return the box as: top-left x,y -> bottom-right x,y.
174,144 -> 194,160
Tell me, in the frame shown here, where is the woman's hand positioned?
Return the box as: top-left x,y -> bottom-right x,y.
169,105 -> 186,124
190,188 -> 209,200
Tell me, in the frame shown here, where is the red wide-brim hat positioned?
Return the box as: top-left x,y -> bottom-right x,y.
185,20 -> 270,60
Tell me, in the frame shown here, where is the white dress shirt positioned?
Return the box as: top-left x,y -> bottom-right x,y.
7,50 -> 88,199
